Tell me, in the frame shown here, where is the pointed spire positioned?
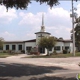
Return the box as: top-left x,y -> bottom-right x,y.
42,13 -> 44,26
40,13 -> 45,32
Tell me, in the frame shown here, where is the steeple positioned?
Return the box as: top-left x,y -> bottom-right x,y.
42,13 -> 44,26
40,13 -> 45,32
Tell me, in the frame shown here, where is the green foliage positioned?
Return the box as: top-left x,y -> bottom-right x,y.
30,47 -> 38,52
39,37 -> 56,56
74,23 -> 80,51
39,37 -> 56,49
3,50 -> 7,53
53,50 -> 57,55
21,50 -> 25,53
0,0 -> 59,10
0,0 -> 31,11
30,47 -> 39,55
0,37 -> 4,50
63,50 -> 68,54
27,50 -> 31,53
36,0 -> 59,7
0,52 -> 19,58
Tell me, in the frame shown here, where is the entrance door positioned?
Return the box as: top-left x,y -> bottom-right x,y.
38,47 -> 45,54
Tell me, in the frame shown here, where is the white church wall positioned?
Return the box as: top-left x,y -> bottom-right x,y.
64,42 -> 73,53
48,42 -> 64,54
3,44 -> 6,50
3,43 -> 25,53
55,42 -> 64,53
64,43 -> 70,51
45,48 -> 47,55
25,42 -> 36,54
70,43 -> 73,53
64,43 -> 70,47
15,44 -> 18,51
70,43 -> 76,53
3,44 -> 12,51
49,47 -> 54,54
36,33 -> 50,45
21,43 -> 25,50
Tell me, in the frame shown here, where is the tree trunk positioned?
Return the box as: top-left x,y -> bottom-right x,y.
47,49 -> 50,56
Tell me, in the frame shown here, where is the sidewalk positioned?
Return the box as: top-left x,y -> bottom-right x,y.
6,54 -> 28,59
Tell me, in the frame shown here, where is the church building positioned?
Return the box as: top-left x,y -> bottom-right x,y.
2,14 -> 73,54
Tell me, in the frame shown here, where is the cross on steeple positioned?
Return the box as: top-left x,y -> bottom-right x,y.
38,34 -> 44,38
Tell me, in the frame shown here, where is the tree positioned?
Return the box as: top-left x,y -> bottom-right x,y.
38,37 -> 56,55
0,0 -> 78,11
0,37 -> 4,50
71,16 -> 80,52
0,0 -> 59,11
74,23 -> 80,51
59,37 -> 63,40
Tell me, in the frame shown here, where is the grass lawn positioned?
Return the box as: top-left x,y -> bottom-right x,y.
28,52 -> 80,58
0,53 -> 18,58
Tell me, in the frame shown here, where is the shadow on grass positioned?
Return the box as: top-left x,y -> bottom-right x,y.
29,76 -> 76,80
0,62 -> 67,77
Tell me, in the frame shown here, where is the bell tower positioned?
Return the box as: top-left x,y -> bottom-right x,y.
35,13 -> 51,47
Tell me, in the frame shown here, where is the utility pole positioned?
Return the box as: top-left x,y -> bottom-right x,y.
71,0 -> 75,56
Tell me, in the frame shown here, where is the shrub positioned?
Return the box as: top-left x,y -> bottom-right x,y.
3,50 -> 7,53
30,52 -> 40,55
30,47 -> 40,55
63,50 -> 68,54
8,50 -> 12,53
53,50 -> 57,55
21,50 -> 25,53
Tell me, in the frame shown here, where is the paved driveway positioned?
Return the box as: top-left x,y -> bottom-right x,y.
1,54 -> 80,70
0,54 -> 80,80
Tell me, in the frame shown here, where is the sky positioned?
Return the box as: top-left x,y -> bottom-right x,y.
0,1 -> 80,41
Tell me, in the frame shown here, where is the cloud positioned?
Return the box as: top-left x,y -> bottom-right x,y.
0,5 -> 17,24
0,31 -> 16,41
19,12 -> 42,28
45,8 -> 71,32
76,4 -> 80,17
18,7 -> 72,39
23,33 -> 36,40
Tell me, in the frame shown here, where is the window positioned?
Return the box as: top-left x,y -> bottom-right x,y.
6,45 -> 9,50
49,48 -> 52,51
54,46 -> 60,51
0,47 -> 3,50
12,45 -> 16,50
38,47 -> 45,53
18,45 -> 22,50
26,47 -> 32,51
65,46 -> 69,50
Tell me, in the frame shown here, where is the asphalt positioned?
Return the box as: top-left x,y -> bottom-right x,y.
0,54 -> 80,80
0,62 -> 79,80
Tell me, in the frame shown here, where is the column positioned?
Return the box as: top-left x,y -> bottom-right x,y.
3,44 -> 6,50
16,44 -> 18,52
9,44 -> 12,50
